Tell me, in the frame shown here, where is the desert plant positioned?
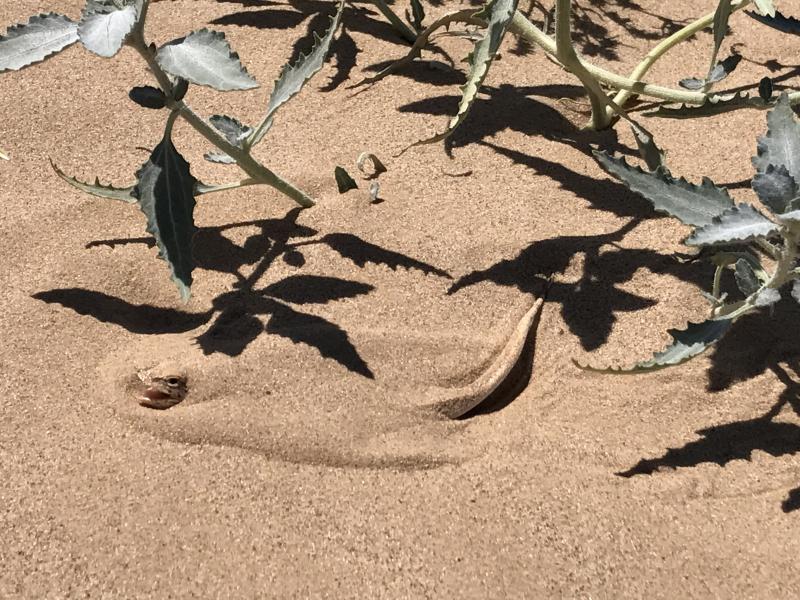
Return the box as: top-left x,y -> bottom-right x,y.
577,93 -> 800,372
0,0 -> 345,300
359,0 -> 798,150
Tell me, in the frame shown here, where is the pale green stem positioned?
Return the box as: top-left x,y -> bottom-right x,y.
196,178 -> 259,196
712,263 -> 725,300
127,31 -> 314,208
611,0 -> 751,117
508,10 -> 800,106
552,0 -> 611,129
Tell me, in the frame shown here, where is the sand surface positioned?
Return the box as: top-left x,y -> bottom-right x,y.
3,0 -> 800,596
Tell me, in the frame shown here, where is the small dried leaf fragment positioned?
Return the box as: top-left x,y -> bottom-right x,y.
356,152 -> 387,179
335,166 -> 358,193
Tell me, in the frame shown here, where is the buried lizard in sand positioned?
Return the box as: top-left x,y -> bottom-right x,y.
136,367 -> 189,410
130,293 -> 546,419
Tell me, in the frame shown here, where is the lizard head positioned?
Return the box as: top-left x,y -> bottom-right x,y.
135,364 -> 189,410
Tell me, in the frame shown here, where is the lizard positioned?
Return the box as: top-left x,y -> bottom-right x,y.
135,368 -> 189,410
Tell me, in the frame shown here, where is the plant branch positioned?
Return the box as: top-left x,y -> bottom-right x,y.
127,30 -> 315,208
610,0 -> 752,117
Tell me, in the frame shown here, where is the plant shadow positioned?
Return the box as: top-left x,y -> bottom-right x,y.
34,208 -> 451,379
617,301 -> 800,512
397,85 -> 638,161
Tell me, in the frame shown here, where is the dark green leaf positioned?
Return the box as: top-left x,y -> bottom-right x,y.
734,258 -> 760,296
0,13 -> 78,72
759,76 -> 773,101
204,114 -> 252,164
129,85 -> 167,109
133,117 -> 198,301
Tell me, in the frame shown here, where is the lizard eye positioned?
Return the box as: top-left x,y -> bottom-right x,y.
166,377 -> 182,386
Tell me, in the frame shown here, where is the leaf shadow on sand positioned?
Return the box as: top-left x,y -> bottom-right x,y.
211,0 -> 410,92
617,302 -> 800,512
33,208 -> 451,379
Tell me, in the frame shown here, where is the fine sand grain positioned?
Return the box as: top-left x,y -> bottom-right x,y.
3,0 -> 800,597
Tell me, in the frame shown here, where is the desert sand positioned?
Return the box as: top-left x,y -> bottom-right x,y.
3,0 -> 800,597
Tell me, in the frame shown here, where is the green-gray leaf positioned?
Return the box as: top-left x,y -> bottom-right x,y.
754,287 -> 780,307
249,0 -> 345,146
753,93 -> 800,182
753,0 -> 776,17
50,159 -> 136,202
792,280 -> 800,304
408,0 -> 518,149
79,0 -> 141,58
734,258 -> 760,296
594,151 -> 734,226
204,114 -> 252,164
575,317 -> 734,373
711,0 -> 733,66
0,13 -> 78,72
631,124 -> 666,171
751,164 -> 798,214
157,29 -> 258,91
685,203 -> 780,246
132,118 -> 197,301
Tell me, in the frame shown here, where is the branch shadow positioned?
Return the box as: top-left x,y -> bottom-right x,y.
34,208 -> 451,378
397,86 -> 634,159
448,219 -> 714,350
